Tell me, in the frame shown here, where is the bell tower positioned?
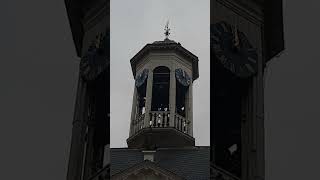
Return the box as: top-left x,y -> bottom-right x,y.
127,26 -> 199,149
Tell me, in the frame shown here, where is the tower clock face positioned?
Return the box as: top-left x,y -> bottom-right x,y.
80,35 -> 107,81
211,21 -> 258,78
175,68 -> 191,86
135,69 -> 149,87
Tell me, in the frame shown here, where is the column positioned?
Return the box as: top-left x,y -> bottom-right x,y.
247,53 -> 265,180
187,81 -> 193,136
129,87 -> 138,136
169,69 -> 176,127
255,50 -> 265,180
144,69 -> 153,128
241,80 -> 251,180
83,120 -> 95,180
67,76 -> 89,180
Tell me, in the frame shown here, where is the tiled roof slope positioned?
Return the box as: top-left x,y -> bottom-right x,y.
110,146 -> 210,180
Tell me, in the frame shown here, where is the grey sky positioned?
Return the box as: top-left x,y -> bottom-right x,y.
110,0 -> 210,148
0,0 -> 320,179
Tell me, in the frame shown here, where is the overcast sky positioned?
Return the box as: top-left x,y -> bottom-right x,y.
1,0 -> 320,179
110,0 -> 210,148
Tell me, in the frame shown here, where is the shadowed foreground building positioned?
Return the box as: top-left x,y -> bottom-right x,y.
65,1 -> 110,180
211,0 -> 284,180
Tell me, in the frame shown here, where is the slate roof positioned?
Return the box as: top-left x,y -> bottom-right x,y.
110,146 -> 210,180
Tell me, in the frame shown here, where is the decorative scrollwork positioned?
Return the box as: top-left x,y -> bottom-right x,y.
175,68 -> 191,86
135,69 -> 149,87
80,34 -> 108,81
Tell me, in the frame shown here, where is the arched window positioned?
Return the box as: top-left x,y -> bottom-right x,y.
151,66 -> 170,111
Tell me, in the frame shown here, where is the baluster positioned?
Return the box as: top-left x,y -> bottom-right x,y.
140,115 -> 143,129
153,113 -> 157,127
149,112 -> 152,127
186,121 -> 188,133
183,120 -> 186,133
162,113 -> 165,127
177,116 -> 180,130
179,117 -> 182,131
176,116 -> 179,130
166,113 -> 170,127
157,114 -> 161,127
174,115 -> 178,128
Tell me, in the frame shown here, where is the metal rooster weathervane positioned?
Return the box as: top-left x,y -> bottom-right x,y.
164,20 -> 171,39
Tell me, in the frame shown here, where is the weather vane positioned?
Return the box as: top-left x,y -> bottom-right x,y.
164,20 -> 170,39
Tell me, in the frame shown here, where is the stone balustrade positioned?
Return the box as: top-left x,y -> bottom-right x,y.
132,114 -> 145,134
132,111 -> 190,135
149,111 -> 170,128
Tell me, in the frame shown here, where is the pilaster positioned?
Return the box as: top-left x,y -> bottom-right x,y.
169,69 -> 176,127
67,77 -> 89,180
187,81 -> 193,136
129,87 -> 138,136
144,69 -> 153,128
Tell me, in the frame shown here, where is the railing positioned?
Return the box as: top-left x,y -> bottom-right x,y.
173,113 -> 189,134
149,111 -> 170,127
132,111 -> 190,135
132,114 -> 144,134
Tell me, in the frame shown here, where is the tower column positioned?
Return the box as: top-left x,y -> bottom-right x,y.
144,69 -> 153,128
67,77 -> 89,180
187,81 -> 193,136
254,52 -> 265,180
129,87 -> 138,136
169,69 -> 176,127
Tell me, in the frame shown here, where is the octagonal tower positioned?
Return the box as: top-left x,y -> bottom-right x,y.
127,37 -> 199,149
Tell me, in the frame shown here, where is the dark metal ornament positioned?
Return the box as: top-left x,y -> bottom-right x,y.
175,68 -> 191,86
135,69 -> 149,87
80,35 -> 107,81
211,21 -> 258,78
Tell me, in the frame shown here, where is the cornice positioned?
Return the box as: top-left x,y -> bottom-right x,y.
216,0 -> 263,26
83,1 -> 108,31
130,41 -> 199,80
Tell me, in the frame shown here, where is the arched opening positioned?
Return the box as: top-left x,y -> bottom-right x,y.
151,66 -> 170,111
213,58 -> 249,178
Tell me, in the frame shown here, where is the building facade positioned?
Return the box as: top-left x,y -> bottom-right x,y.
65,0 -> 110,180
211,0 -> 284,180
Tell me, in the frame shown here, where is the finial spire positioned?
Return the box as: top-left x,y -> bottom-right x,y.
164,20 -> 170,39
